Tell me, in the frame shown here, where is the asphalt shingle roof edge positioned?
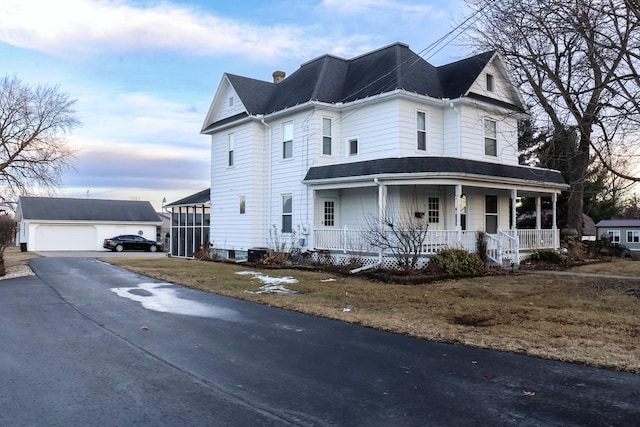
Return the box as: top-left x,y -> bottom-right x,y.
303,157 -> 567,187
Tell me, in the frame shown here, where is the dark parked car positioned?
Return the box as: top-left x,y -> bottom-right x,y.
103,235 -> 163,252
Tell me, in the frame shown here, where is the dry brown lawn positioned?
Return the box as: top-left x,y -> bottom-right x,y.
2,247 -> 39,268
3,248 -> 638,373
100,256 -> 640,374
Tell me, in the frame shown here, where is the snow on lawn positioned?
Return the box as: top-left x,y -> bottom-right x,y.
236,271 -> 299,295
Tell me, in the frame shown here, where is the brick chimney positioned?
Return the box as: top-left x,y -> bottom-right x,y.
272,70 -> 286,84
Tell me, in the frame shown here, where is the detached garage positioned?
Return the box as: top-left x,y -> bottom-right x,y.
16,197 -> 162,251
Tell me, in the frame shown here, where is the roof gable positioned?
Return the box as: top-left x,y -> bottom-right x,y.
17,197 -> 161,222
202,43 -> 516,132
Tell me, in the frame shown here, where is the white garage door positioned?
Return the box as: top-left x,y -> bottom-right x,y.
34,225 -> 98,251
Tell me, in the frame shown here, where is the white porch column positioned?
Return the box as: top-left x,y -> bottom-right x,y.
552,193 -> 558,248
455,184 -> 462,241
536,196 -> 542,230
510,189 -> 517,231
375,178 -> 387,258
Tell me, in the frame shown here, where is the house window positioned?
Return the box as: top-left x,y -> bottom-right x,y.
228,133 -> 234,166
607,230 -> 620,243
324,201 -> 335,227
460,194 -> 467,231
322,118 -> 332,155
627,230 -> 640,243
486,74 -> 495,92
484,119 -> 497,157
282,121 -> 293,159
428,197 -> 439,223
349,138 -> 358,156
417,111 -> 426,151
239,196 -> 245,214
282,194 -> 292,233
228,96 -> 234,107
485,195 -> 498,234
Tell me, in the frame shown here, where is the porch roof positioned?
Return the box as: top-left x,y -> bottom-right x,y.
303,157 -> 567,189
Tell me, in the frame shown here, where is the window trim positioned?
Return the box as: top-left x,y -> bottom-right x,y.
322,117 -> 332,156
282,193 -> 293,233
485,194 -> 498,234
416,110 -> 427,151
348,137 -> 358,156
282,121 -> 293,159
427,197 -> 439,224
484,118 -> 497,157
486,74 -> 495,92
227,133 -> 234,167
608,230 -> 621,243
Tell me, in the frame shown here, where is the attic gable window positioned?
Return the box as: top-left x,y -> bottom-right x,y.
484,119 -> 497,157
417,111 -> 426,151
486,74 -> 495,92
282,121 -> 293,159
228,96 -> 234,107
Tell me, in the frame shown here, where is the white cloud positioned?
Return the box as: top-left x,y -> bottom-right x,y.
0,0 -> 313,61
320,0 -> 436,17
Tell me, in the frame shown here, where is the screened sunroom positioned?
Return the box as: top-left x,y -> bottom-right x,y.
165,189 -> 210,258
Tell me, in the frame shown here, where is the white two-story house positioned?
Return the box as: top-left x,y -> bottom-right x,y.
201,43 -> 568,267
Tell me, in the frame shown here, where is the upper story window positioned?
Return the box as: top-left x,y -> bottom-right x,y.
484,119 -> 497,157
228,133 -> 234,166
228,96 -> 234,107
486,74 -> 495,92
282,194 -> 292,233
417,111 -> 426,151
349,138 -> 358,156
282,121 -> 293,159
322,118 -> 332,155
239,196 -> 245,214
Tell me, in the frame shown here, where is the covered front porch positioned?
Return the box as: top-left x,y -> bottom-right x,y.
313,227 -> 559,268
302,157 -> 567,269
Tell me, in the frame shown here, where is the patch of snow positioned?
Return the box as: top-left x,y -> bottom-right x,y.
110,282 -> 242,320
236,271 -> 299,294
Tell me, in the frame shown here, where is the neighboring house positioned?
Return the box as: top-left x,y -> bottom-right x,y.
15,197 -> 162,251
201,42 -> 568,267
595,219 -> 640,252
164,189 -> 210,258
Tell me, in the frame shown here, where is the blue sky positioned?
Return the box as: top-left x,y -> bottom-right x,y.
0,0 -> 468,210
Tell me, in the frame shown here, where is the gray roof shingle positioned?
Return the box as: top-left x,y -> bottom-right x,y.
212,43 -> 513,124
303,157 -> 566,186
18,197 -> 161,222
165,189 -> 210,207
595,219 -> 640,228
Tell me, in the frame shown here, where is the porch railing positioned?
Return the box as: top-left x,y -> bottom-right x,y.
313,227 -> 559,258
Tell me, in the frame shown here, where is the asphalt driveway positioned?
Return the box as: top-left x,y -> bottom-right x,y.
1,257 -> 638,426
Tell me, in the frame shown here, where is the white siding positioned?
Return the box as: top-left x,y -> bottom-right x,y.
209,121 -> 266,251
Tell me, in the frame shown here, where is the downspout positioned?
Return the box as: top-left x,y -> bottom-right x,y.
450,102 -> 461,157
350,177 -> 385,273
258,116 -> 272,241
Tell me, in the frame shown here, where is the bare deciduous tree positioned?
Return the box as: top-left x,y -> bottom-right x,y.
364,207 -> 430,272
0,75 -> 80,205
0,215 -> 18,276
464,0 -> 640,236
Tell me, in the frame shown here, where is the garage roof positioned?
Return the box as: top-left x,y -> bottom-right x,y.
17,197 -> 161,223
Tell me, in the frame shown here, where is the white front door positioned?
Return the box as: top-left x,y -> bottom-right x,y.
317,198 -> 339,228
